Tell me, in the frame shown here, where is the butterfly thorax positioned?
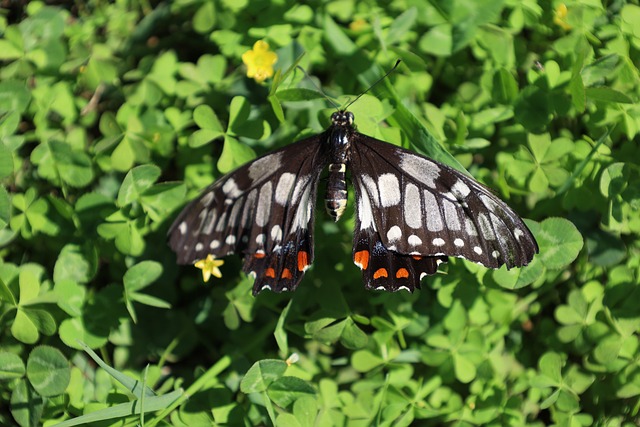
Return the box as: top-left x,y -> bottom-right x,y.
324,111 -> 354,221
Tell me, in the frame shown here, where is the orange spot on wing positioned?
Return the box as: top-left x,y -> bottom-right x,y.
354,250 -> 370,270
265,268 -> 276,278
281,268 -> 293,279
412,255 -> 422,260
396,268 -> 409,279
297,251 -> 309,271
254,252 -> 266,259
373,268 -> 388,279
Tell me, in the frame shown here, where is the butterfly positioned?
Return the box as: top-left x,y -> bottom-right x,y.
168,105 -> 539,295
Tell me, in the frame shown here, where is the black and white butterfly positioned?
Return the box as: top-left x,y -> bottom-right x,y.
168,110 -> 538,295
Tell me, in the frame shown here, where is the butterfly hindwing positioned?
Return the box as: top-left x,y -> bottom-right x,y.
349,132 -> 538,271
168,135 -> 328,294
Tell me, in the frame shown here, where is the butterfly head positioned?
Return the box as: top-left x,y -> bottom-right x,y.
331,111 -> 354,127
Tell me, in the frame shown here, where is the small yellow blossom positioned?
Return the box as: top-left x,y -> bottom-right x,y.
194,254 -> 224,283
242,40 -> 278,83
554,4 -> 572,30
349,18 -> 368,32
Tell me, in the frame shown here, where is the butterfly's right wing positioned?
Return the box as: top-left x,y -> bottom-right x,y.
168,134 -> 329,294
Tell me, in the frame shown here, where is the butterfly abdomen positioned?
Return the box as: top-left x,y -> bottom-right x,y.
325,162 -> 348,221
324,115 -> 354,222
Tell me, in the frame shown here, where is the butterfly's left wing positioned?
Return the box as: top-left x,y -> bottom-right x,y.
349,132 -> 538,291
168,135 -> 328,294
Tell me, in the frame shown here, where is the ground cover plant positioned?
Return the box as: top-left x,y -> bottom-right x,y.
0,0 -> 638,426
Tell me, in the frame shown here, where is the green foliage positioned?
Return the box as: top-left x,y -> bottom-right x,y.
0,1 -> 639,426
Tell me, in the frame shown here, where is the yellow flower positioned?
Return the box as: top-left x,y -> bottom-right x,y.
554,4 -> 572,30
194,254 -> 224,283
349,18 -> 368,32
242,40 -> 278,83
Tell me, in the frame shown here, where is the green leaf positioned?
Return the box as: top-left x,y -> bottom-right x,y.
585,87 -> 634,104
0,352 -> 26,380
419,24 -> 453,56
267,376 -> 316,408
123,261 -> 163,292
26,345 -> 70,397
192,1 -> 216,33
30,140 -> 94,188
514,86 -> 551,131
493,68 -> 518,103
276,88 -> 326,102
10,379 -> 43,427
53,244 -> 95,285
293,395 -> 318,427
386,7 -> 417,45
340,317 -> 368,350
581,54 -> 620,86
54,279 -> 85,317
240,360 -> 288,393
352,350 -> 385,372
228,96 -> 251,134
538,352 -> 563,384
0,142 -> 14,180
117,164 -> 161,207
275,300 -> 292,355
217,135 -> 255,174
0,80 -> 31,114
529,218 -> 583,270
52,389 -> 183,427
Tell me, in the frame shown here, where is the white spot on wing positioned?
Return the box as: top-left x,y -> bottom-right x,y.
442,199 -> 461,230
454,238 -> 464,247
275,172 -> 296,205
178,222 -> 187,235
241,189 -> 257,228
256,234 -> 266,244
292,184 -> 313,232
225,235 -> 236,245
378,173 -> 401,207
361,174 -> 379,206
465,218 -> 478,236
222,179 -> 242,198
271,225 -> 282,242
423,190 -> 443,231
404,183 -> 422,229
398,286 -> 411,292
451,179 -> 471,199
474,246 -> 483,255
408,235 -> 422,246
255,182 -> 272,227
202,210 -> 218,235
200,192 -> 214,206
477,213 -> 495,240
399,153 -> 440,188
210,240 -> 220,249
357,182 -> 376,230
492,250 -> 500,258
195,243 -> 203,251
291,175 -> 310,204
514,228 -> 524,241
387,225 -> 402,242
249,153 -> 283,182
433,238 -> 445,246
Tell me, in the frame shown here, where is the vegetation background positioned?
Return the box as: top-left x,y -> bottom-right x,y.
0,0 -> 638,426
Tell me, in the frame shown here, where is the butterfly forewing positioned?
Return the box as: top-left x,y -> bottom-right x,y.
168,135 -> 328,294
349,133 -> 538,270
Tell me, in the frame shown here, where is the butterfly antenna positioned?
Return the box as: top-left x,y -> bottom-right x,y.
295,66 -> 340,110
344,59 -> 401,110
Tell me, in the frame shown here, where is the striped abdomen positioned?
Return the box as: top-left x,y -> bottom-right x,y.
325,162 -> 347,221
